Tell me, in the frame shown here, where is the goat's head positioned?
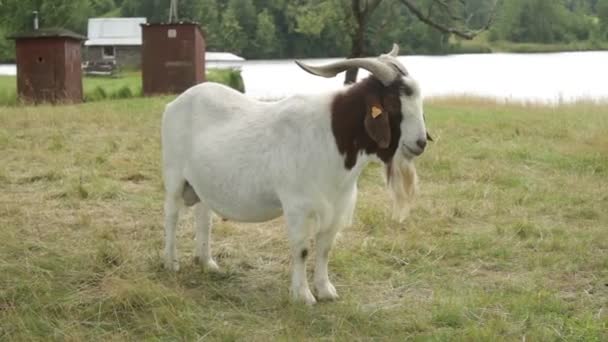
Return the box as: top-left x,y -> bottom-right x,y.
295,44 -> 429,162
296,44 -> 430,221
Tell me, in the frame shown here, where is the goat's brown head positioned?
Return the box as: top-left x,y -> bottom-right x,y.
295,44 -> 429,222
295,44 -> 429,168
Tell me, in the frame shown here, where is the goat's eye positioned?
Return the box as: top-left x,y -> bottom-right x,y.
401,85 -> 413,96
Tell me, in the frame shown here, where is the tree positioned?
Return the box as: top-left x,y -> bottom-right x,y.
490,0 -> 594,43
218,7 -> 247,55
253,9 -> 278,58
599,0 -> 608,37
0,0 -> 91,33
344,0 -> 497,83
121,0 -> 167,22
0,0 -> 92,61
198,0 -> 221,49
90,0 -> 117,15
227,0 -> 258,57
344,0 -> 383,83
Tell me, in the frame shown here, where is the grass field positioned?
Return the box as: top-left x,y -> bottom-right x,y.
0,97 -> 607,340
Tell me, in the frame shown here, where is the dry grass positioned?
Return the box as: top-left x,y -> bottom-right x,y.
0,97 -> 607,340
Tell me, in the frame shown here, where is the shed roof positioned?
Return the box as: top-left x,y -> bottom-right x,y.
85,17 -> 146,46
8,28 -> 86,41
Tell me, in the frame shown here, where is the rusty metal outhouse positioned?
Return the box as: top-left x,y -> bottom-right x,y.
9,28 -> 85,104
141,22 -> 206,95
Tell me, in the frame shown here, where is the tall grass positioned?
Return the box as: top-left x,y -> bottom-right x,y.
0,98 -> 606,340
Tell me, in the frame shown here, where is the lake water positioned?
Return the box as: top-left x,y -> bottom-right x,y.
2,51 -> 607,104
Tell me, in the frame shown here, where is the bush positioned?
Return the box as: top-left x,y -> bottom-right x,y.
207,68 -> 245,93
111,85 -> 133,99
84,86 -> 108,102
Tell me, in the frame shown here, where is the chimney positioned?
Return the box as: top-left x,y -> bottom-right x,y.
33,11 -> 39,30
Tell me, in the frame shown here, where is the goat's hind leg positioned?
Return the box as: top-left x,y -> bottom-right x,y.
193,201 -> 219,271
163,190 -> 182,271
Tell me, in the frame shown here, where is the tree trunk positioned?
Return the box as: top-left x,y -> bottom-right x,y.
344,21 -> 365,84
344,0 -> 382,84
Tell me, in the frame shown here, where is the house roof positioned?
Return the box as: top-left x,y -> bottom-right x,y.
85,17 -> 146,46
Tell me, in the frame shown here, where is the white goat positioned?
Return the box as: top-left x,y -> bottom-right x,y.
161,44 -> 429,305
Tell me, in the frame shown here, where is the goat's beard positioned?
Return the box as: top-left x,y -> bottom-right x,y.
386,153 -> 419,223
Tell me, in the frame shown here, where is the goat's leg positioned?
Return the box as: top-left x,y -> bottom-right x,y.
193,201 -> 219,271
314,226 -> 340,300
163,194 -> 181,271
314,185 -> 356,300
285,213 -> 316,305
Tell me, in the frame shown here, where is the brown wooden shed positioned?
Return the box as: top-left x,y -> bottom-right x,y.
141,22 -> 205,95
9,28 -> 85,104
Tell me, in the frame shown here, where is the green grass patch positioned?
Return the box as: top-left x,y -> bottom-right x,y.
0,69 -> 244,105
0,98 -> 606,340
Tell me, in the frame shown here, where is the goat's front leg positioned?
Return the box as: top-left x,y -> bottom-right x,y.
285,213 -> 316,305
314,227 -> 340,300
314,186 -> 356,300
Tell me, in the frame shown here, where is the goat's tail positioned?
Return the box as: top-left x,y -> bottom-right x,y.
386,154 -> 419,223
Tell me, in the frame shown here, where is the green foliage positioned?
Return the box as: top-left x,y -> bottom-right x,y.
198,0 -> 221,49
207,68 -> 245,93
217,7 -> 247,55
490,0 -> 599,43
599,0 -> 608,38
253,10 -> 279,58
90,0 -> 116,14
0,0 -> 607,63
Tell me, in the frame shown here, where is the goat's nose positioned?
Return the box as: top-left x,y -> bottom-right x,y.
416,139 -> 427,150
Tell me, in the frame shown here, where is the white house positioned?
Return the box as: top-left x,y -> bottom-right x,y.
84,17 -> 147,69
84,17 -> 245,71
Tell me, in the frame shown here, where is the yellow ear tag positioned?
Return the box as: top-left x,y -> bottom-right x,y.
371,106 -> 383,119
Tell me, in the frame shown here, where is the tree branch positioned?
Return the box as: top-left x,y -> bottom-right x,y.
399,0 -> 496,40
432,0 -> 465,21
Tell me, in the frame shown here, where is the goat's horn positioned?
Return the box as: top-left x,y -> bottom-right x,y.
295,58 -> 398,86
386,43 -> 399,57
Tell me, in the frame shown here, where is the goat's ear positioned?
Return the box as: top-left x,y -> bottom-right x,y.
364,95 -> 391,148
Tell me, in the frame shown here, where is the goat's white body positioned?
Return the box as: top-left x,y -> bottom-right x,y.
163,82 -> 365,226
162,82 -> 367,304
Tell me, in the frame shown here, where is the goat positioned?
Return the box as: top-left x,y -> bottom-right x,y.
161,44 -> 429,305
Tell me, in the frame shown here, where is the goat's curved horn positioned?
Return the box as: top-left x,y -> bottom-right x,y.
386,43 -> 399,57
295,58 -> 398,86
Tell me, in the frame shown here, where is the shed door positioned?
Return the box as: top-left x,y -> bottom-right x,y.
165,39 -> 193,93
26,45 -> 57,103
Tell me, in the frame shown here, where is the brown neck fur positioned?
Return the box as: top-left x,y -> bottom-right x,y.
331,76 -> 403,169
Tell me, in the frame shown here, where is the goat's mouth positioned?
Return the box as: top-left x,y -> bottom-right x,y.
401,143 -> 423,158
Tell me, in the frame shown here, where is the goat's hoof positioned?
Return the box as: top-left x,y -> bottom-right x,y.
194,256 -> 220,272
315,282 -> 339,301
292,287 -> 317,306
163,259 -> 180,272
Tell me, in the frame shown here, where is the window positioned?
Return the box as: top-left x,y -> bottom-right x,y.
102,46 -> 115,59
